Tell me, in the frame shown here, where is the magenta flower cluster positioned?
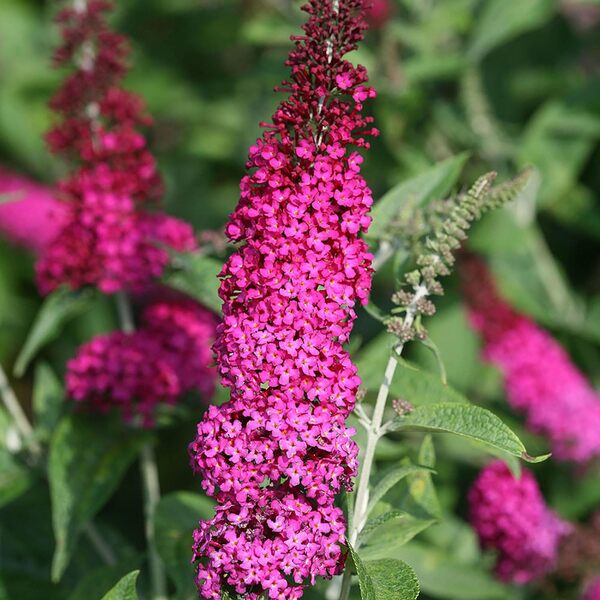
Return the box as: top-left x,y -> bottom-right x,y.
188,1 -> 376,598
469,461 -> 570,584
462,256 -> 600,464
67,298 -> 217,425
36,0 -> 196,295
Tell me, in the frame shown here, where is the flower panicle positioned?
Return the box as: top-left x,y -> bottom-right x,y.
36,0 -> 197,295
469,461 -> 570,584
385,169 -> 530,343
460,253 -> 600,464
67,298 -> 218,426
188,1 -> 376,598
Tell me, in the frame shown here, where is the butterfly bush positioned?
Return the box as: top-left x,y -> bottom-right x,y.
469,461 -> 570,584
461,255 -> 600,463
37,0 -> 196,295
0,167 -> 67,253
67,298 -> 217,425
188,1 -> 377,597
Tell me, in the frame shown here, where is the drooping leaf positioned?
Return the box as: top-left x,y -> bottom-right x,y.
154,491 -> 215,599
32,362 -> 64,441
100,571 -> 140,600
162,252 -> 222,314
369,153 -> 468,240
48,415 -> 149,581
388,402 -> 546,463
14,287 -> 95,377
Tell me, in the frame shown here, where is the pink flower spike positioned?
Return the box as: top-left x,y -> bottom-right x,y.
189,1 -> 376,597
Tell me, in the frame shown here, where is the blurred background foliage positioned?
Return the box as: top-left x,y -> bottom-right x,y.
0,0 -> 599,599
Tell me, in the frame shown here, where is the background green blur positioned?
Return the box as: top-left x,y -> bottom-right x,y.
0,1 -> 599,599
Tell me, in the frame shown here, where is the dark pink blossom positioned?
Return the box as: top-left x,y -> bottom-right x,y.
67,298 -> 217,425
36,0 -> 196,294
469,461 -> 570,584
188,1 -> 377,598
461,255 -> 600,464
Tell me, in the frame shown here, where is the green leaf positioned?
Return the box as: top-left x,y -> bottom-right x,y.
363,559 -> 420,600
518,102 -> 600,208
369,153 -> 468,239
32,362 -> 64,441
68,557 -> 142,600
14,287 -> 95,377
408,435 -> 441,519
468,0 -> 555,61
154,491 -> 214,599
163,252 -> 222,314
0,450 -> 33,509
347,543 -> 376,600
359,510 -> 436,550
100,571 -> 140,600
367,465 -> 433,515
388,402 -> 545,462
48,415 -> 149,581
0,408 -> 33,508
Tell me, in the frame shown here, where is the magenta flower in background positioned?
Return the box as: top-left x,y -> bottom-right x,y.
67,298 -> 217,426
188,0 -> 377,598
36,0 -> 196,295
469,461 -> 570,584
0,167 -> 66,253
366,0 -> 393,29
461,255 -> 600,464
583,579 -> 600,600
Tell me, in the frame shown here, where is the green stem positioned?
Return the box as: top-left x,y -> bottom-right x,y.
115,291 -> 167,599
116,290 -> 135,333
339,288 -> 424,600
0,362 -> 41,456
140,443 -> 167,600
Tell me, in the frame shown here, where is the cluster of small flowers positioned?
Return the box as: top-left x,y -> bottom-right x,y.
36,0 -> 196,295
189,1 -> 377,598
469,461 -> 570,584
67,298 -> 217,425
461,255 -> 600,463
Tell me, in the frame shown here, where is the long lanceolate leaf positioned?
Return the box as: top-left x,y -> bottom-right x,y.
14,287 -> 95,377
49,415 -> 150,581
387,402 -> 549,463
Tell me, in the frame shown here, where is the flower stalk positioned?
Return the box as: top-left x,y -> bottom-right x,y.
115,291 -> 167,600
